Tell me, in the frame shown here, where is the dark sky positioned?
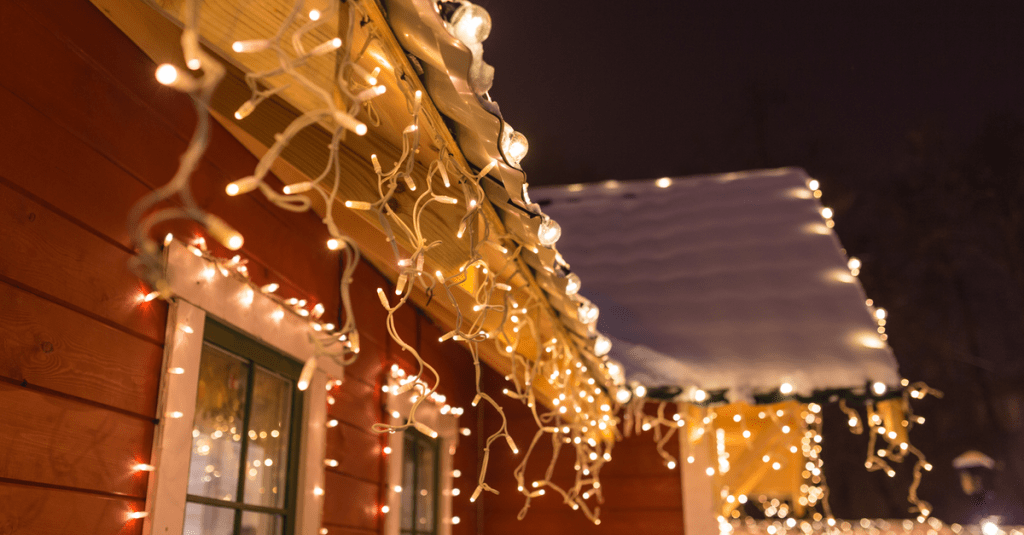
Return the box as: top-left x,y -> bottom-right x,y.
481,1 -> 1024,186
473,0 -> 1024,525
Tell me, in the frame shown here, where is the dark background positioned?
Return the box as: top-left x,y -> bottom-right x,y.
476,0 -> 1024,525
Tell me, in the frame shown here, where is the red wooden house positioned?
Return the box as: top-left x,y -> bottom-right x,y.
0,1 -> 943,534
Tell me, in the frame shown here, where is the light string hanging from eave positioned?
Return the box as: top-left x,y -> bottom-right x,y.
127,0 -> 627,524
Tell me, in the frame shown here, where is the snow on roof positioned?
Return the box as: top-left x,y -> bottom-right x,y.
533,168 -> 900,402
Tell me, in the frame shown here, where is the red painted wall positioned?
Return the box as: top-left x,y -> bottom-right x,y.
0,2 -> 481,533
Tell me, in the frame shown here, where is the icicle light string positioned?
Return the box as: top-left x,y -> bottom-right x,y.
127,0 -> 231,292
623,382 -> 941,527
137,0 -> 623,524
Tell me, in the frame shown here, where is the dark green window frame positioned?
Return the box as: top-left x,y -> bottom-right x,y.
185,318 -> 305,535
401,428 -> 440,535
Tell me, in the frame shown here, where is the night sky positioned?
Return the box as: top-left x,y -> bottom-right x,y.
475,0 -> 1024,526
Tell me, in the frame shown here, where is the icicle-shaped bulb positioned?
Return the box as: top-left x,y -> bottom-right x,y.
538,218 -> 561,247
226,176 -> 260,196
450,3 -> 491,45
206,214 -> 244,251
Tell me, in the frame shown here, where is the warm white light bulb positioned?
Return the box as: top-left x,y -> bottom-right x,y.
577,298 -> 599,324
634,385 -> 647,398
821,207 -> 834,219
500,125 -> 529,168
872,382 -> 886,396
693,389 -> 708,403
564,273 -> 581,295
309,9 -> 321,20
155,64 -> 179,86
875,308 -> 887,320
232,40 -> 271,53
848,257 -> 861,271
593,334 -> 611,357
655,177 -> 672,188
449,3 -> 492,45
538,218 -> 561,247
780,382 -> 794,395
808,179 -> 820,191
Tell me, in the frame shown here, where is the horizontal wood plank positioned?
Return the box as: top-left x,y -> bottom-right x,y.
322,471 -> 380,531
482,508 -> 683,535
0,479 -> 144,535
328,377 -> 380,432
317,525 -> 378,535
0,181 -> 167,343
0,381 -> 154,497
326,424 -> 383,484
0,1 -> 341,314
0,281 -> 162,417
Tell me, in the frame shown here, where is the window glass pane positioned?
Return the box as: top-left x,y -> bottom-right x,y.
188,345 -> 249,501
415,438 -> 436,533
183,502 -> 235,535
244,366 -> 292,508
241,511 -> 283,535
401,435 -> 416,531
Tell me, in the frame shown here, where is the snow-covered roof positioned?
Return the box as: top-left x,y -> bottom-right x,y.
533,168 -> 900,403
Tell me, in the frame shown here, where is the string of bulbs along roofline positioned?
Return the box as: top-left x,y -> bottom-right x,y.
127,0 -> 633,525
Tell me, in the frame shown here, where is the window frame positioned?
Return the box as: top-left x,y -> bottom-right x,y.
382,374 -> 459,535
400,428 -> 441,535
182,319 -> 305,534
143,241 -> 338,535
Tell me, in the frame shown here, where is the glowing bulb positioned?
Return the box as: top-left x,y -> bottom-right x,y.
875,308 -> 887,320
848,257 -> 861,271
226,176 -> 260,196
452,516 -> 461,525
808,179 -> 820,191
821,207 -> 834,219
155,64 -> 178,85
380,505 -> 389,514
133,463 -> 155,472
327,238 -> 341,250
780,382 -> 794,395
593,335 -> 611,357
538,218 -> 561,247
655,177 -> 672,188
564,273 -> 581,295
615,388 -> 631,404
634,385 -> 647,398
309,9 -> 321,20
128,511 -> 148,519
577,299 -> 599,324
449,3 -> 492,45
500,125 -> 529,168
693,389 -> 707,403
872,382 -> 886,396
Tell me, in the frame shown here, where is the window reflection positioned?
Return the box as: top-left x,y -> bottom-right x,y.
400,430 -> 439,535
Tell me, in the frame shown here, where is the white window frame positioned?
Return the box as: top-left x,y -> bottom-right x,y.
382,374 -> 460,535
144,241 -> 342,535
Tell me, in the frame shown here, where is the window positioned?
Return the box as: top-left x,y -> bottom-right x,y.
382,369 -> 459,535
400,429 -> 439,535
183,319 -> 303,535
143,241 -> 336,535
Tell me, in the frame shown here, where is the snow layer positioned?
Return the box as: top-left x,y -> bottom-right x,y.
534,168 -> 900,402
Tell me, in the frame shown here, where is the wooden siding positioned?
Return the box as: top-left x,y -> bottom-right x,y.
0,2 -> 484,534
479,383 -> 686,535
0,2 -> 682,535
